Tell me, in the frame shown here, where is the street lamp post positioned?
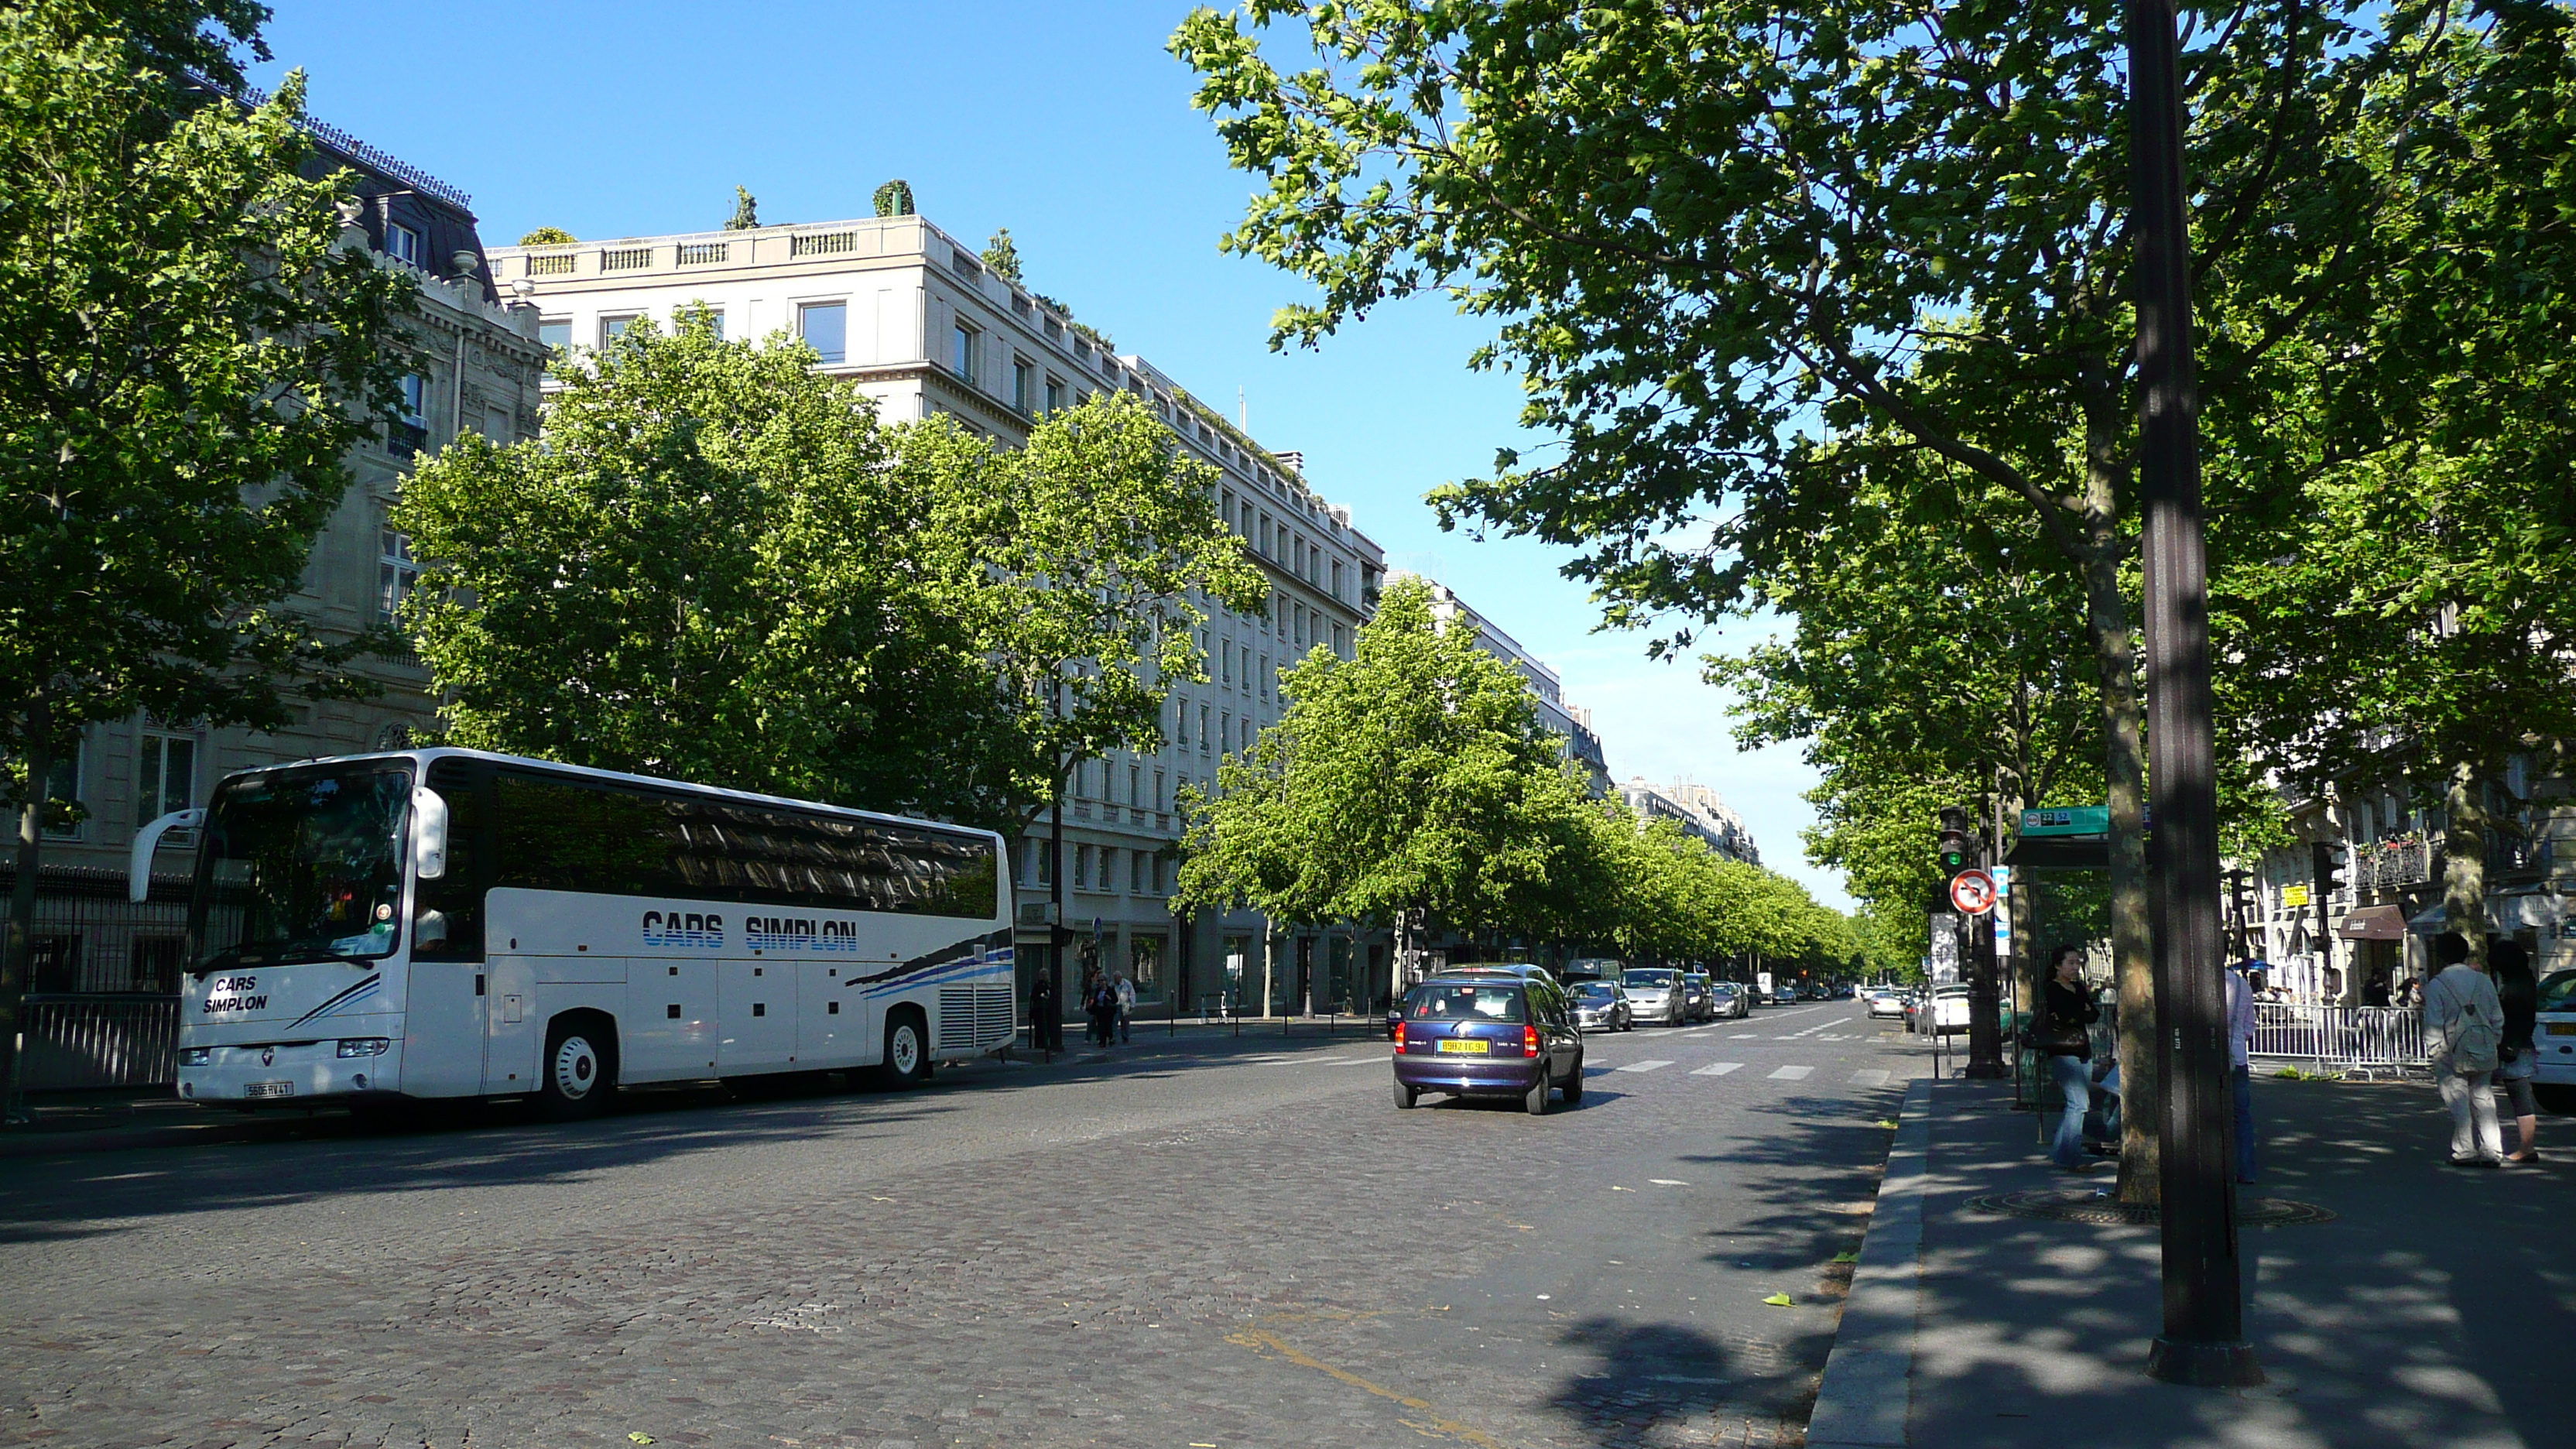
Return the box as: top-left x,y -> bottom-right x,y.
2130,0 -> 2261,1389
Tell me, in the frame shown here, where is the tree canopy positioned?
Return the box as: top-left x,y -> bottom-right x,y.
1,0 -> 416,1099
397,316 -> 1261,834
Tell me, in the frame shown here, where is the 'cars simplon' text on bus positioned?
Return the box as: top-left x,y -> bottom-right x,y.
129,748 -> 1018,1118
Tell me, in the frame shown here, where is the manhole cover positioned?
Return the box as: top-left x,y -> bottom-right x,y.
1965,1190 -> 2336,1228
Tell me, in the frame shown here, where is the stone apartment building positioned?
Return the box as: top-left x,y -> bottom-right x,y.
487,211 -> 1389,1016
1618,778 -> 1760,866
17,124 -> 546,1064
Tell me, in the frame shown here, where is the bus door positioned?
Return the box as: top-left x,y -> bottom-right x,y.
718,954 -> 796,1073
401,957 -> 485,1097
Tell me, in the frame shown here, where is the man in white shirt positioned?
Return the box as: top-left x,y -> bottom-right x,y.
2424,933 -> 2506,1166
1114,974 -> 1136,1044
2227,962 -> 2259,1184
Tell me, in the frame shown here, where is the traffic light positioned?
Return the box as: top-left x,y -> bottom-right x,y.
1937,807 -> 1977,878
2309,841 -> 2345,899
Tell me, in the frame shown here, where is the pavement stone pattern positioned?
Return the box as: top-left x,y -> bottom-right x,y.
0,1006 -> 1920,1449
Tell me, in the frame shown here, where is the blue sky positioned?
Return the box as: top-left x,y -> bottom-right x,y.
246,0 -> 1848,909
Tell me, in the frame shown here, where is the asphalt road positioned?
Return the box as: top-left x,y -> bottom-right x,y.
0,1002 -> 1933,1449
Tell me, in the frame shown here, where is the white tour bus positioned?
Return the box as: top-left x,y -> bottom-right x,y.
130,747 -> 1017,1117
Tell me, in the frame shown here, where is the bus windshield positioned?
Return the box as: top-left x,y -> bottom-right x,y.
192,765 -> 413,971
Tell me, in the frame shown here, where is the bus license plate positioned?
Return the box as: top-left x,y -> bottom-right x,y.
1437,1039 -> 1489,1054
244,1081 -> 295,1098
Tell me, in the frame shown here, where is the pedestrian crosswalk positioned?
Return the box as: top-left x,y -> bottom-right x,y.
1768,1064 -> 1813,1081
1690,1062 -> 1743,1076
1615,1060 -> 1675,1074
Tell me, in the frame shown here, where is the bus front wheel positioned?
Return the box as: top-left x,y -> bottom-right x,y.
880,1009 -> 932,1088
535,1015 -> 618,1121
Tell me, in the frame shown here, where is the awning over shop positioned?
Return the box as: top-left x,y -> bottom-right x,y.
2405,889 -> 2568,936
2335,905 -> 2408,940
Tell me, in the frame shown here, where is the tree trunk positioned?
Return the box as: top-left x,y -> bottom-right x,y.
1,707 -> 51,1118
2441,759 -> 2489,966
2081,543 -> 2159,1204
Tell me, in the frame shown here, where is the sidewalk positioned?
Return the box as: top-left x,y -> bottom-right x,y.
1813,1072 -> 2561,1449
0,1019 -> 1386,1159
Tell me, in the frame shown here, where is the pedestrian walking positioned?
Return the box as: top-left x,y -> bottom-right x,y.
2036,944 -> 2102,1170
2424,932 -> 2506,1167
1088,975 -> 1117,1048
2493,940 -> 2543,1164
1030,971 -> 1062,1055
2228,961 -> 2259,1184
1115,973 -> 1136,1044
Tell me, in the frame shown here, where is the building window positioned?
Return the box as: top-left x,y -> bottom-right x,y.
1013,357 -> 1035,414
953,320 -> 978,382
1045,377 -> 1066,413
598,313 -> 640,347
1155,769 -> 1167,812
1129,764 -> 1142,810
139,731 -> 196,824
798,302 -> 846,364
1331,559 -> 1344,599
1219,644 -> 1233,687
385,221 -> 423,266
1334,622 -> 1349,656
538,317 -> 571,372
39,739 -> 84,840
1132,851 -> 1148,894
1199,704 -> 1211,754
1074,844 -> 1091,891
678,302 -> 724,339
1259,516 -> 1272,557
388,374 -> 428,456
1260,655 -> 1272,700
379,530 -> 420,622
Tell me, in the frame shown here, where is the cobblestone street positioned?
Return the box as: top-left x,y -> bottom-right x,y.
2,1007 -> 1920,1449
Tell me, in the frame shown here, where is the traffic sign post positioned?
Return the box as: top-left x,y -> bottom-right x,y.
1950,868 -> 1998,915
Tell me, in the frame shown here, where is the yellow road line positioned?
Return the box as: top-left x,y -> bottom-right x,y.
1224,1329 -> 1518,1449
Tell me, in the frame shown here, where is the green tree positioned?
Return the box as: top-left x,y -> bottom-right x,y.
1175,576 -> 1600,957
395,314 -> 1022,824
1173,0 -> 2382,1200
2211,4 -> 2576,955
981,228 -> 1023,283
0,2 -> 414,1106
873,178 -> 914,218
905,391 -> 1269,835
725,187 -> 759,231
517,226 -> 576,245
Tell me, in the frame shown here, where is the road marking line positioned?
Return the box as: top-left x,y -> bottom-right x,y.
1615,1060 -> 1674,1074
1728,1033 -> 1760,1040
1649,1178 -> 1690,1186
1324,1054 -> 1386,1065
1691,1062 -> 1744,1076
1784,1020 -> 1837,1039
1226,1329 -> 1511,1449
1769,1064 -> 1814,1081
1850,1069 -> 1892,1087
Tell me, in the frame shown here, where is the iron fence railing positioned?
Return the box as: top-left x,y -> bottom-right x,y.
19,993 -> 180,1091
2249,1003 -> 2427,1079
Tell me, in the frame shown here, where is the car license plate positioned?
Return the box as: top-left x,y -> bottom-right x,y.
1436,1039 -> 1490,1054
2549,1023 -> 2576,1036
243,1081 -> 295,1099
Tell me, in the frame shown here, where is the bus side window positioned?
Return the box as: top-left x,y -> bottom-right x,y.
413,762 -> 486,960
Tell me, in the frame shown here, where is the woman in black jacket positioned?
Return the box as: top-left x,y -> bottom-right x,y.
2495,941 -> 2542,1163
2040,945 -> 2103,1170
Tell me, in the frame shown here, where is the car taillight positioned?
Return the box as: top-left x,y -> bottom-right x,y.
1394,1021 -> 1406,1050
1523,1024 -> 1540,1054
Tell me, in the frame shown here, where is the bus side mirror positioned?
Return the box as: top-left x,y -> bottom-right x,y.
412,786 -> 449,881
128,809 -> 204,903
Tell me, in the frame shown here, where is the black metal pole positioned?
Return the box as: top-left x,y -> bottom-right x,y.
2132,0 -> 2259,1388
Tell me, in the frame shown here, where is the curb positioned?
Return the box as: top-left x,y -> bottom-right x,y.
1807,1076 -> 1931,1449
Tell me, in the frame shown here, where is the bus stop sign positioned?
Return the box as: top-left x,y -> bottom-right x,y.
1949,868 -> 1998,916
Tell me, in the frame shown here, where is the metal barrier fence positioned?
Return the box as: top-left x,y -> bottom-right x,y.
2249,1003 -> 2427,1079
18,993 -> 180,1091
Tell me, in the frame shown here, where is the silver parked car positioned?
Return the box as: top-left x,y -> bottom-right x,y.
1621,968 -> 1688,1026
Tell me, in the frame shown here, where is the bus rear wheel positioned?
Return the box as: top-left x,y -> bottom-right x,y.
535,1016 -> 618,1121
879,1008 -> 932,1088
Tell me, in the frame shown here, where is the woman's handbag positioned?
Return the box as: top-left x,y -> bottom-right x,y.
2031,1009 -> 2089,1056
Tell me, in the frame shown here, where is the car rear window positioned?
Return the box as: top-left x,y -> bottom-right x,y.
2540,971 -> 2576,1014
1407,983 -> 1527,1023
1624,969 -> 1675,987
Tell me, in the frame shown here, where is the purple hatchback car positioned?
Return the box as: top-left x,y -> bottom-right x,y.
1390,972 -> 1586,1115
